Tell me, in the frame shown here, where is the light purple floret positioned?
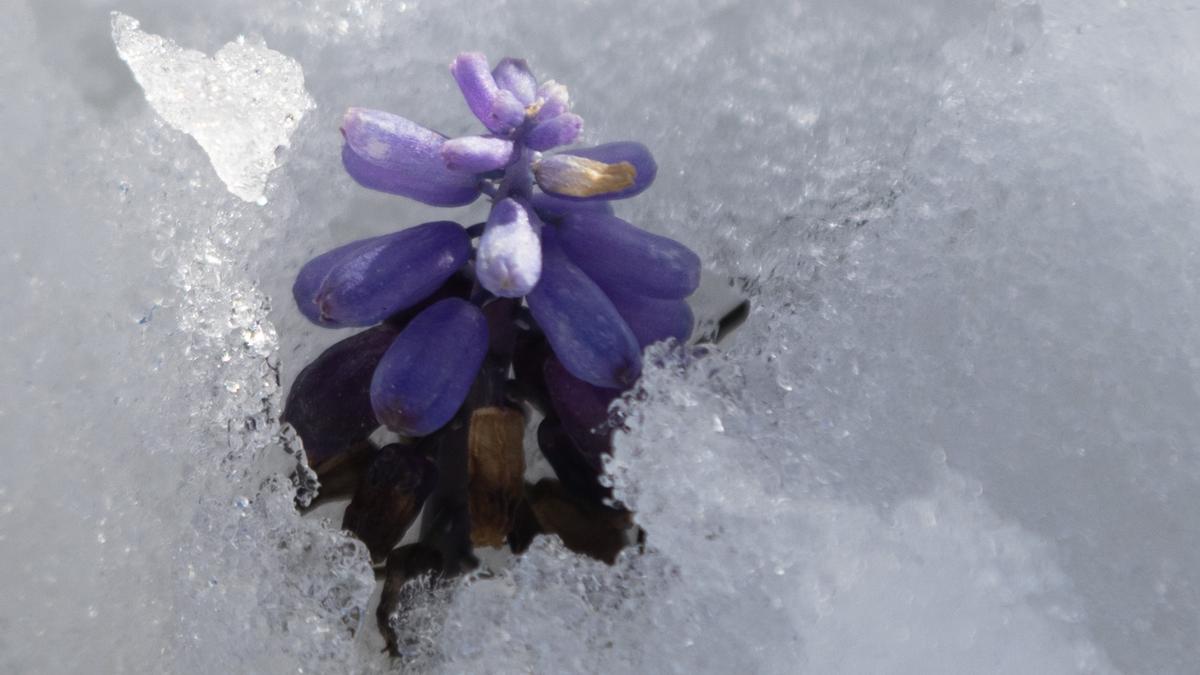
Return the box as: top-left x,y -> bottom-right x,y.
451,52 -> 525,136
441,135 -> 515,174
525,113 -> 583,151
477,198 -> 543,298
492,57 -> 538,105
533,80 -> 570,123
341,108 -> 480,206
307,53 -> 694,441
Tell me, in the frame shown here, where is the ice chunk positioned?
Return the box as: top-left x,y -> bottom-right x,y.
111,12 -> 314,204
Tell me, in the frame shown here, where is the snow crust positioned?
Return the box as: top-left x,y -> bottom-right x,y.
3,0 -> 1200,673
112,13 -> 314,203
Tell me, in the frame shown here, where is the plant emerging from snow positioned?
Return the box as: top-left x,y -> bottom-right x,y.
283,53 -> 703,655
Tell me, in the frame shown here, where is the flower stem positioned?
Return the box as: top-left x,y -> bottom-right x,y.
495,146 -> 534,202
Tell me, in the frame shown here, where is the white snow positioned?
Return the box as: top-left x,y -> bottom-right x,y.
3,0 -> 1200,673
111,12 -> 314,204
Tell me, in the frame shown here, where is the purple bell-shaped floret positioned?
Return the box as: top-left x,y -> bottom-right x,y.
341,108 -> 482,206
293,221 -> 471,328
526,228 -> 641,389
370,298 -> 490,436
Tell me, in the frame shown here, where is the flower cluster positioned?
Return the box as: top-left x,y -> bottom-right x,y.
291,52 -> 699,445
283,53 -> 703,653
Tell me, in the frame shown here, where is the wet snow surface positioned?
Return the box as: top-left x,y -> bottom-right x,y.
2,0 -> 1199,672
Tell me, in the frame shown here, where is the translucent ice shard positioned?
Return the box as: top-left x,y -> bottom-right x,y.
111,12 -> 314,204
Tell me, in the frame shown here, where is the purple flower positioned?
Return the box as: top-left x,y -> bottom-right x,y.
476,198 -> 541,298
532,142 -> 657,201
370,298 -> 489,437
341,109 -> 481,206
292,53 -> 702,460
293,221 -> 471,327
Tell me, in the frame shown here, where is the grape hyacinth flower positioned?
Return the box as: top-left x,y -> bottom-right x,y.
293,52 -> 699,436
284,52 -> 709,654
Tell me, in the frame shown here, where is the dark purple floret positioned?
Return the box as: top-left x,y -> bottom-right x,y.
557,212 -> 701,300
536,357 -> 627,506
370,298 -> 489,436
543,355 -> 621,461
526,228 -> 642,389
293,221 -> 471,328
528,192 -> 613,223
606,289 -> 695,348
292,234 -> 381,326
282,324 -> 398,470
524,113 -> 583,151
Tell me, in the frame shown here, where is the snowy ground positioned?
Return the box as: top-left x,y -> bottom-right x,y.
3,0 -> 1200,672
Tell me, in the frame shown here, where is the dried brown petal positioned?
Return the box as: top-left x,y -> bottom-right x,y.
466,406 -> 526,548
299,441 -> 373,514
526,479 -> 634,564
342,443 -> 437,562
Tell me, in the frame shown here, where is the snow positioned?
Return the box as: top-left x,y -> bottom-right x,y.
112,13 -> 314,203
3,0 -> 1200,673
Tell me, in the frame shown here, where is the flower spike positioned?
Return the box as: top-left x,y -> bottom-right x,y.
289,54 -> 727,643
